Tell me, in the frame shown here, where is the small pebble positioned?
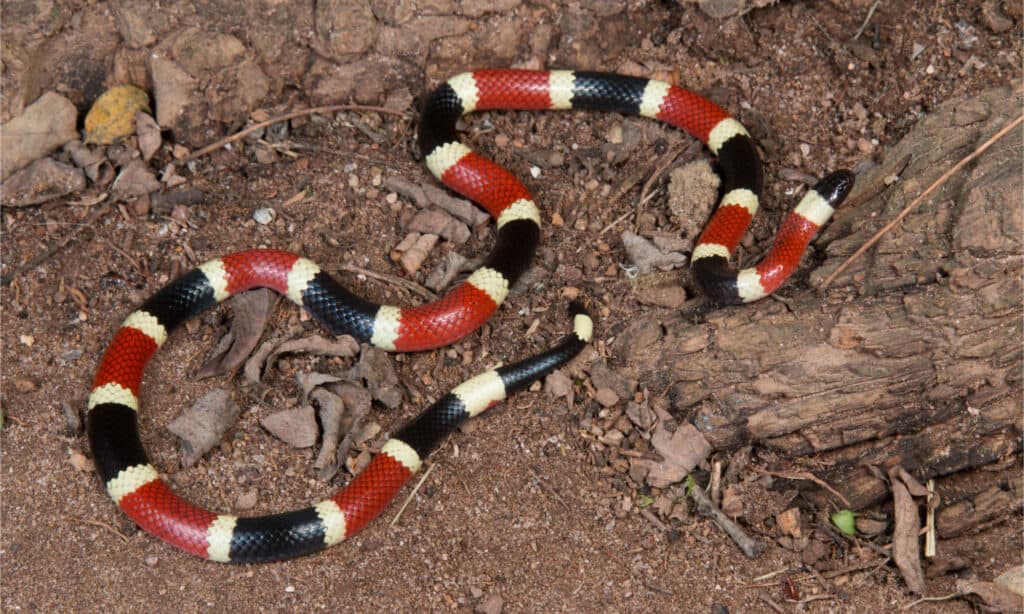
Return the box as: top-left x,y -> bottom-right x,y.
253,207 -> 276,224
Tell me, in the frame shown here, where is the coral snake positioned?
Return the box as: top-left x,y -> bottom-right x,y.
87,69 -> 854,562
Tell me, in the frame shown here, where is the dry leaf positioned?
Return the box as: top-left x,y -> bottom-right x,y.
892,478 -> 925,593
166,389 -> 240,467
136,111 -> 162,161
84,84 -> 150,145
197,289 -> 276,379
260,405 -> 317,448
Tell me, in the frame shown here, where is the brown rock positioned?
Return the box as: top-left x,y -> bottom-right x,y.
0,92 -> 78,180
636,285 -> 688,309
169,28 -> 246,74
313,0 -> 379,62
1,158 -> 85,207
149,56 -> 196,129
112,159 -> 161,198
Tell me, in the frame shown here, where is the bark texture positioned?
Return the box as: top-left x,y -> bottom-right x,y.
612,82 -> 1023,511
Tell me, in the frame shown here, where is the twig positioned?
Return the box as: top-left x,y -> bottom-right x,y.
752,466 -> 851,508
742,558 -> 890,588
635,142 -> 688,222
710,460 -> 723,507
852,0 -> 882,40
822,113 -> 1024,288
924,479 -> 936,558
598,209 -> 633,236
690,482 -> 764,558
757,593 -> 785,614
68,514 -> 130,543
1,202 -> 111,286
390,462 -> 436,527
330,263 -> 438,301
787,595 -> 837,606
901,592 -> 962,610
182,104 -> 408,162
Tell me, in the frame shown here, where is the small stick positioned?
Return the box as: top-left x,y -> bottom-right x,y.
852,0 -> 882,40
757,593 -> 785,614
68,514 -> 130,543
752,466 -> 851,507
390,462 -> 436,527
924,479 -> 936,558
330,263 -> 438,301
182,104 -> 408,162
709,460 -> 723,507
901,592 -> 962,610
741,558 -> 890,589
635,142 -> 688,222
689,482 -> 763,558
787,595 -> 837,606
639,507 -> 669,533
822,113 -> 1024,289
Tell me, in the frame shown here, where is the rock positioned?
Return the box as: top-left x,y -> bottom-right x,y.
149,56 -> 196,129
1,158 -> 85,207
621,232 -> 687,274
369,0 -> 415,25
626,401 -> 655,430
166,389 -> 240,467
594,388 -> 620,407
651,423 -> 712,477
208,60 -> 270,122
636,284 -> 688,309
313,0 -> 379,63
981,1 -> 1014,33
776,508 -> 802,538
136,112 -> 161,161
112,1 -> 177,49
407,208 -> 471,244
236,488 -> 258,510
112,159 -> 161,198
169,28 -> 246,74
589,362 -> 637,400
0,92 -> 78,180
475,594 -> 504,614
307,59 -> 367,106
685,0 -> 778,19
461,0 -> 521,17
261,405 -> 318,448
994,565 -> 1024,598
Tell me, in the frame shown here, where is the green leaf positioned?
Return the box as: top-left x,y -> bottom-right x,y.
831,509 -> 857,535
637,494 -> 655,508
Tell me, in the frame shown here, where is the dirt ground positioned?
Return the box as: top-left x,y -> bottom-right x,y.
2,0 -> 1022,612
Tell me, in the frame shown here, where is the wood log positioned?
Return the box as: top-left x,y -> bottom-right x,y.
611,82 -> 1022,511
